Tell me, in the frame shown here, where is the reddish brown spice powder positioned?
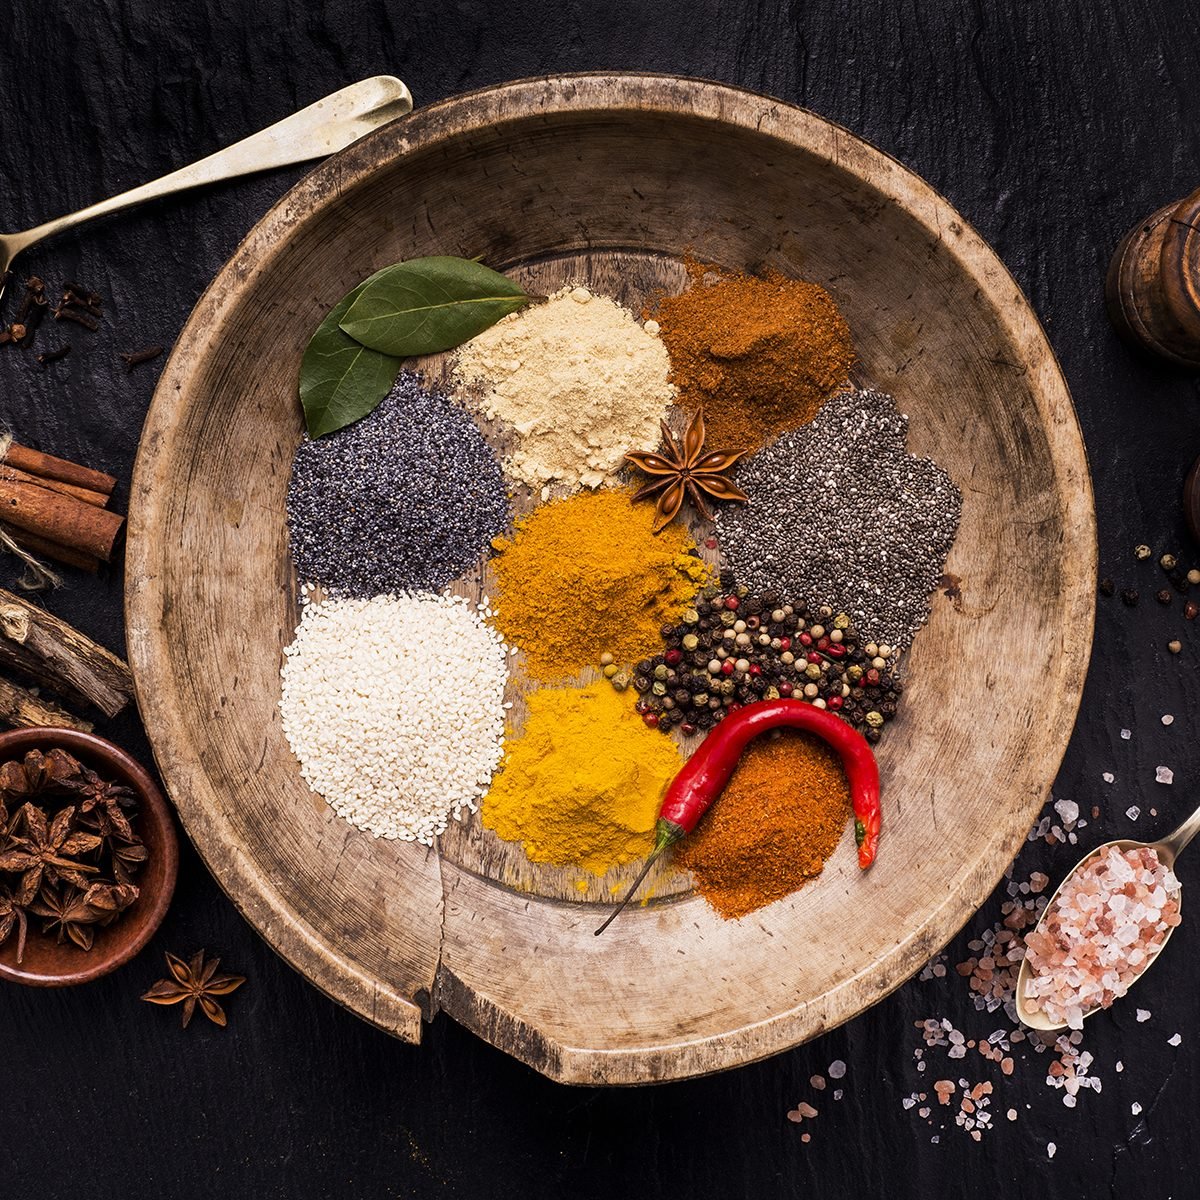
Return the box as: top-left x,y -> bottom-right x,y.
654,264 -> 855,450
677,730 -> 851,919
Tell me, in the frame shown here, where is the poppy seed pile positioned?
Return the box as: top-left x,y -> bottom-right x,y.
716,389 -> 962,650
287,372 -> 510,596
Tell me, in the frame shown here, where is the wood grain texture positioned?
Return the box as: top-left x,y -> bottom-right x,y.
124,75 -> 1094,1084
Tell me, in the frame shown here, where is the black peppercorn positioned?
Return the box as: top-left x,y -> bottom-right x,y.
1098,578 -> 1115,597
1157,589 -> 1173,606
1121,589 -> 1139,607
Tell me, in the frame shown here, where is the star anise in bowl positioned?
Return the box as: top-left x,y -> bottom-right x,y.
0,728 -> 178,987
625,407 -> 748,532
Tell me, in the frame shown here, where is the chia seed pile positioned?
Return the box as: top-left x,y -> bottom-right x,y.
716,388 -> 962,650
287,372 -> 510,596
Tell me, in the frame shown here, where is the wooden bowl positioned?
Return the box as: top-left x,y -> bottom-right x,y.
125,75 -> 1095,1083
0,727 -> 178,986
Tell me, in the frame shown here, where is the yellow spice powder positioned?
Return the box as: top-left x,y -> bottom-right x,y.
489,487 -> 710,682
482,680 -> 683,875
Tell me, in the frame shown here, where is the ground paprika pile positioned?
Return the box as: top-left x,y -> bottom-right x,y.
676,729 -> 852,919
654,264 -> 855,450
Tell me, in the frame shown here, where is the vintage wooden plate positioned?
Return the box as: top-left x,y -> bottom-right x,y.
126,74 -> 1095,1084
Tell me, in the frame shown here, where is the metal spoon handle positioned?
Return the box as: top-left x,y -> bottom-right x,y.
1162,799 -> 1200,862
4,76 -> 412,260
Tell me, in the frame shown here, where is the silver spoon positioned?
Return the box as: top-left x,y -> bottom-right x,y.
0,76 -> 412,306
1016,800 -> 1200,1032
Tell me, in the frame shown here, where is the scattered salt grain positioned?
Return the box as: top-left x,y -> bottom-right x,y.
810,1075 -> 826,1090
828,1060 -> 847,1079
1116,1061 -> 1124,1072
1136,1009 -> 1151,1022
1047,1143 -> 1056,1159
833,1089 -> 843,1101
1054,798 -> 1080,825
1156,766 -> 1174,784
1162,714 -> 1174,726
1168,1033 -> 1182,1046
1020,846 -> 1181,1028
1131,1102 -> 1142,1115
1103,772 -> 1115,784
1007,1108 -> 1017,1121
1126,806 -> 1141,820
1121,729 -> 1132,740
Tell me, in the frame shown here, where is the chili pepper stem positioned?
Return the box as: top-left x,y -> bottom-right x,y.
593,819 -> 684,936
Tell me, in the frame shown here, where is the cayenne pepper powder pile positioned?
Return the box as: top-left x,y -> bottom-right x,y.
654,264 -> 855,450
676,730 -> 851,919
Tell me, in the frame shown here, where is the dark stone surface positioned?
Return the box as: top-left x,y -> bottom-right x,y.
3,3 -> 1199,1196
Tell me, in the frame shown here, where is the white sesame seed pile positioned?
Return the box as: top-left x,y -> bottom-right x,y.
279,591 -> 510,843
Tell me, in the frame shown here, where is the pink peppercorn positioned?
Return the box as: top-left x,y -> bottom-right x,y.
816,636 -> 830,650
778,681 -> 793,696
665,649 -> 682,665
721,660 -> 735,675
827,644 -> 846,659
748,664 -> 762,677
642,713 -> 659,728
827,695 -> 843,710
807,651 -> 822,664
779,636 -> 792,651
724,596 -> 739,611
799,633 -> 812,646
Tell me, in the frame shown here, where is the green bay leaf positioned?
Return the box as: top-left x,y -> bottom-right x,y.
300,272 -> 401,438
338,256 -> 531,356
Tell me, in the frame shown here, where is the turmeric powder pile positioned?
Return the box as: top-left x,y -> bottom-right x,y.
655,264 -> 855,451
677,730 -> 851,919
489,487 -> 711,682
482,680 -> 683,874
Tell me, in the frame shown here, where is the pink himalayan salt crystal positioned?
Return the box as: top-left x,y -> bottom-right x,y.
1022,845 -> 1181,1029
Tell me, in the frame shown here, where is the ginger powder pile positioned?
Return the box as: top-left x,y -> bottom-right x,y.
454,285 -> 673,491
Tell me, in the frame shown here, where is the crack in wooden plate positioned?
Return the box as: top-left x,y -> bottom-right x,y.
124,74 -> 1095,1085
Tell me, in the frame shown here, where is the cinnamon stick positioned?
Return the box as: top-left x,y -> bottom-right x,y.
0,464 -> 110,508
1,525 -> 101,573
0,588 -> 133,717
2,442 -> 116,497
0,672 -> 93,732
0,477 -> 124,561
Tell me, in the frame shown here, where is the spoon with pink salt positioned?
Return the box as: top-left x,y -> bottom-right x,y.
1015,802 -> 1200,1032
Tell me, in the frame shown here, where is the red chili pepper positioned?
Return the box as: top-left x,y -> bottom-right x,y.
595,699 -> 881,935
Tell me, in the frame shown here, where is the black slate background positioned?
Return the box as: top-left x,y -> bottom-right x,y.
3,3 -> 1200,1197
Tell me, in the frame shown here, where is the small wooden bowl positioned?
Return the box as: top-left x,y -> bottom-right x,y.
0,727 -> 178,987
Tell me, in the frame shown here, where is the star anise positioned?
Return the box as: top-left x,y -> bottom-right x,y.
28,885 -> 104,950
0,884 -> 30,963
63,764 -> 137,841
0,803 -> 101,897
109,836 -> 149,886
142,950 -> 246,1028
0,748 -> 81,801
625,407 -> 749,532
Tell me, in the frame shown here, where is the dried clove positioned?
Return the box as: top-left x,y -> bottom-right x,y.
119,345 -> 163,370
52,307 -> 100,332
36,344 -> 70,366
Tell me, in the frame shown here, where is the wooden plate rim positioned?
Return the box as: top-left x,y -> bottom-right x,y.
125,73 -> 1096,1082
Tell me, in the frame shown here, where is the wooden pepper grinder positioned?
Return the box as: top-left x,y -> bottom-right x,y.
1106,185 -> 1200,369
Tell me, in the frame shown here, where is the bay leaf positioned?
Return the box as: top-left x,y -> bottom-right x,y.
299,272 -> 401,438
338,256 -> 532,356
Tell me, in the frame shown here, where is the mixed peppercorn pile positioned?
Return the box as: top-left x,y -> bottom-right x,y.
610,575 -> 902,742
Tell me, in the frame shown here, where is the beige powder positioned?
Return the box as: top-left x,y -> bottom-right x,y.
453,285 -> 674,491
